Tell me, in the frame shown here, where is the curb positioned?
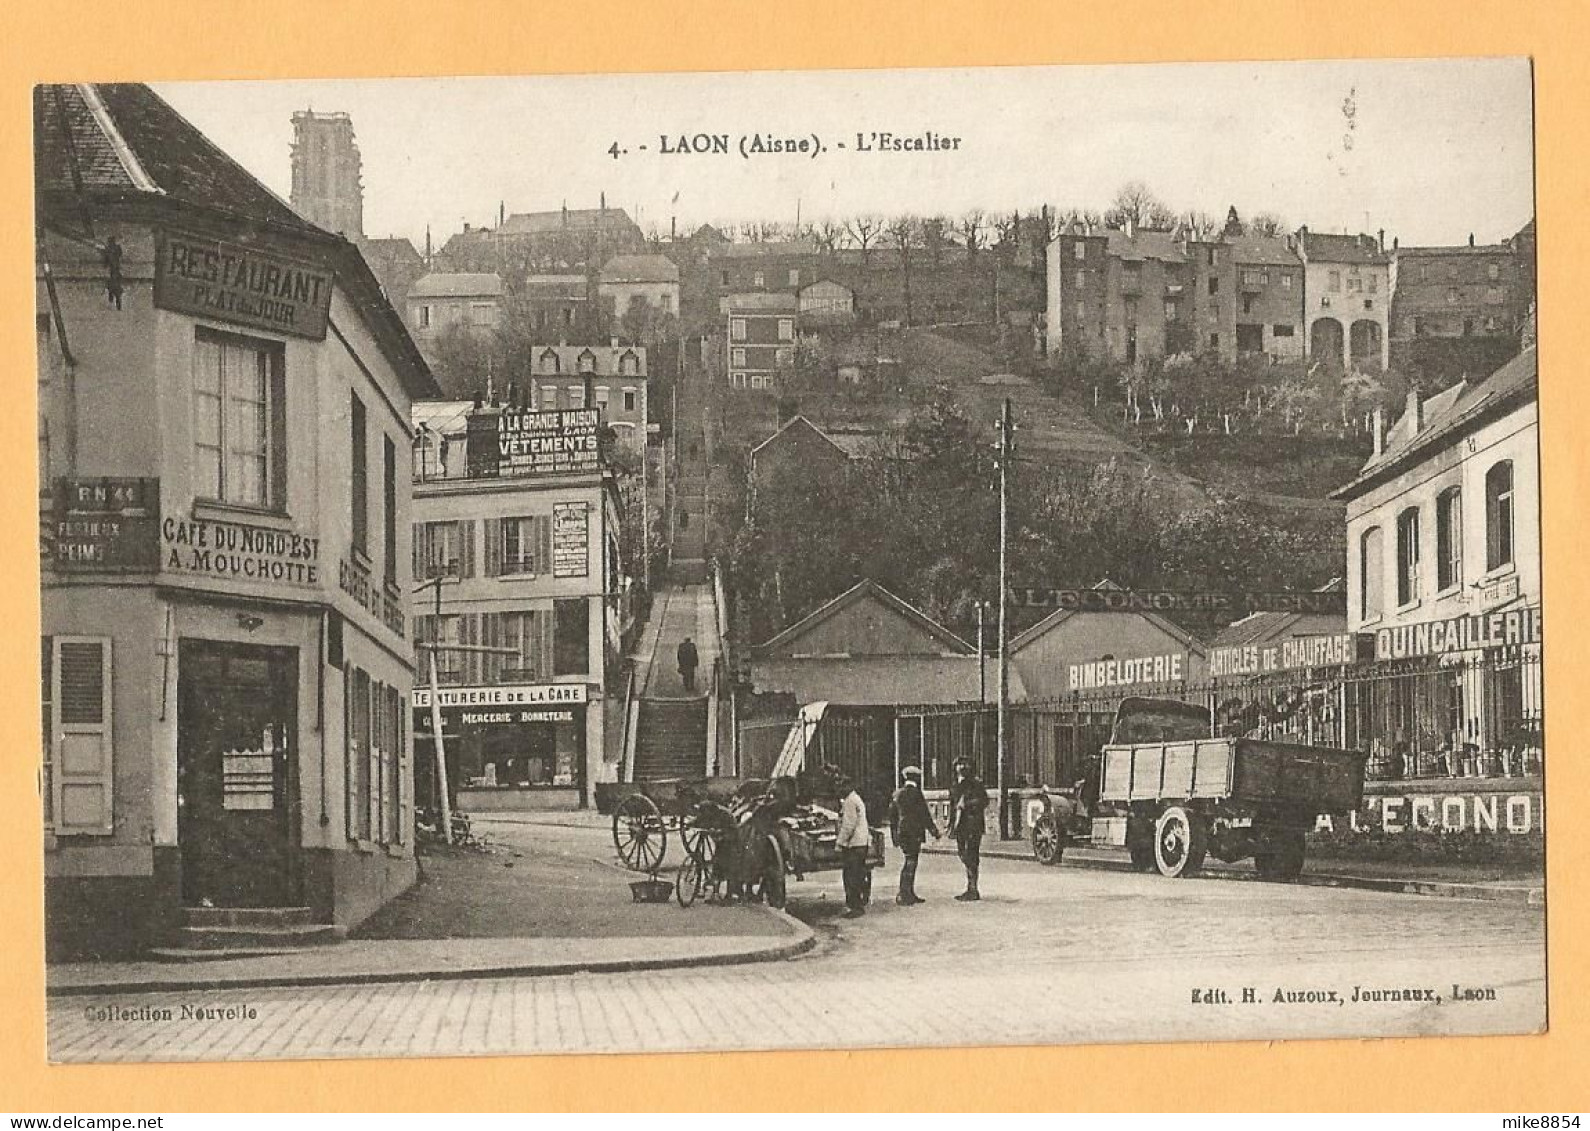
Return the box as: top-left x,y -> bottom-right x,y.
47,916 -> 817,998
921,844 -> 1544,906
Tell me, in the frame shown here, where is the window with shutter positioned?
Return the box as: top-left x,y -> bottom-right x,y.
458,521 -> 477,578
51,637 -> 113,835
397,694 -> 409,846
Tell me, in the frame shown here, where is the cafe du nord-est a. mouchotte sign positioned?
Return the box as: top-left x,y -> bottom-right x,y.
155,230 -> 334,341
466,408 -> 602,479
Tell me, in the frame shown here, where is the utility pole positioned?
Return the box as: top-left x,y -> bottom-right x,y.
996,396 -> 1014,840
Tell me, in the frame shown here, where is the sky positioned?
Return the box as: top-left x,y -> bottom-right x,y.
154,58 -> 1534,253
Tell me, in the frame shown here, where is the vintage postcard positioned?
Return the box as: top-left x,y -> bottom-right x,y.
35,59 -> 1544,1065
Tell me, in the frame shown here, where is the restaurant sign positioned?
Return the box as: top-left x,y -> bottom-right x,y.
1210,633 -> 1362,679
155,230 -> 334,340
1014,587 -> 1346,616
1374,607 -> 1541,661
48,477 -> 160,571
161,515 -> 320,588
466,408 -> 602,479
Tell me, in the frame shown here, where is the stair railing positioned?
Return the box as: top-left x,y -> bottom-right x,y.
620,666 -> 640,784
705,657 -> 720,777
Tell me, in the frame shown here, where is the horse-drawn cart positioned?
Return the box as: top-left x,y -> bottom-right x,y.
614,702 -> 885,908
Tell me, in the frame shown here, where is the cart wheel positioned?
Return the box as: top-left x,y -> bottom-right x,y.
676,855 -> 705,907
1254,830 -> 1306,881
613,794 -> 668,872
757,833 -> 787,910
1153,806 -> 1207,878
1031,814 -> 1064,866
1126,818 -> 1156,871
682,803 -> 729,867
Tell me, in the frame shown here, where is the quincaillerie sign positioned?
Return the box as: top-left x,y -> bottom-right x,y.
1374,607 -> 1541,661
155,230 -> 334,340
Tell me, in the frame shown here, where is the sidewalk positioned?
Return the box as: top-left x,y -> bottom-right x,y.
48,821 -> 812,996
922,839 -> 1545,905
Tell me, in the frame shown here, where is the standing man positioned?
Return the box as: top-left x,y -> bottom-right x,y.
888,765 -> 938,905
836,773 -> 873,919
948,757 -> 988,902
677,635 -> 699,694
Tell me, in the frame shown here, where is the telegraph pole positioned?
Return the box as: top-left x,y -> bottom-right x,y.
996,396 -> 1014,839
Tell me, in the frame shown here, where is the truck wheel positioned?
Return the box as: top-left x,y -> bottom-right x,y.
1154,806 -> 1208,878
1126,818 -> 1156,871
1254,831 -> 1306,881
1031,814 -> 1064,866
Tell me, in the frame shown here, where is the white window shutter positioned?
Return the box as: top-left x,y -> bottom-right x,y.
52,637 -> 113,835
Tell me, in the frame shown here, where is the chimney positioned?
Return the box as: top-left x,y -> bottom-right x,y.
1393,236 -> 1399,251
499,201 -> 505,228
600,191 -> 607,212
1378,229 -> 1385,252
1405,386 -> 1423,434
1469,232 -> 1476,247
561,201 -> 568,228
610,336 -> 619,349
463,222 -> 471,234
1372,407 -> 1385,457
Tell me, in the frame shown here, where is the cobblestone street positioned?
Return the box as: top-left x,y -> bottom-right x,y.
48,823 -> 1545,1063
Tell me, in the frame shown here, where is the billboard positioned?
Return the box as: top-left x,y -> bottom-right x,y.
466,408 -> 602,479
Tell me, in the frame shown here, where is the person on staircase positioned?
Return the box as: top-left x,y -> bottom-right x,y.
677,636 -> 699,694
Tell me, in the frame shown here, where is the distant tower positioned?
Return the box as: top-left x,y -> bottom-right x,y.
290,110 -> 363,240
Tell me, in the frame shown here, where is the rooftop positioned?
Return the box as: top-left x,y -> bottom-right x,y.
410,272 -> 505,299
1298,230 -> 1389,265
500,207 -> 637,236
1104,228 -> 1185,263
599,254 -> 680,283
725,292 -> 799,313
1228,235 -> 1301,267
1332,346 -> 1538,499
712,239 -> 819,259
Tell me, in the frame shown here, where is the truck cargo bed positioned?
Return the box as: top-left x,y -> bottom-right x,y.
1099,737 -> 1365,812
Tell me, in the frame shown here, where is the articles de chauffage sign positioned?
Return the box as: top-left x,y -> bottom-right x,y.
153,229 -> 334,341
465,408 -> 603,479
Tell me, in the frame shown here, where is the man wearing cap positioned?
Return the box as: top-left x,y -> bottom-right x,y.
949,758 -> 989,901
888,766 -> 939,905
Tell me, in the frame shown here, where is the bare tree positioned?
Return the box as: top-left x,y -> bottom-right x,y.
920,215 -> 948,266
1180,210 -> 1222,241
847,214 -> 884,264
1249,212 -> 1289,238
889,215 -> 920,325
813,219 -> 844,255
1106,181 -> 1177,230
959,209 -> 986,256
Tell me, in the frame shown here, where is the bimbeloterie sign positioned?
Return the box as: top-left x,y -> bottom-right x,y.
155,230 -> 334,340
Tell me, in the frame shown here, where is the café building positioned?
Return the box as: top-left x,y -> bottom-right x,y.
37,85 -> 439,958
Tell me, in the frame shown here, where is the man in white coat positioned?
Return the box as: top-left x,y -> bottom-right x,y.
836,774 -> 872,919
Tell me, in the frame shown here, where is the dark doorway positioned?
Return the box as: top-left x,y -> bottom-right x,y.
178,641 -> 299,907
1311,317 -> 1345,367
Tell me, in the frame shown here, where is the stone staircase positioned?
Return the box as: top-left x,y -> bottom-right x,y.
151,906 -> 346,962
632,698 -> 709,781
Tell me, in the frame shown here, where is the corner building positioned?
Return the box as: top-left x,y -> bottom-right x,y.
37,84 -> 438,958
